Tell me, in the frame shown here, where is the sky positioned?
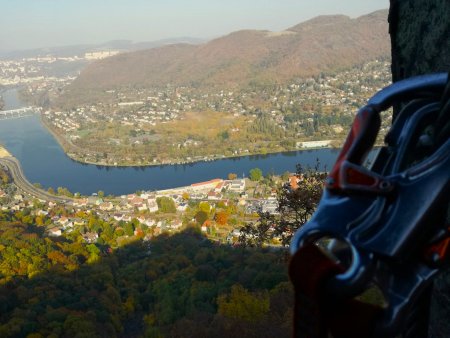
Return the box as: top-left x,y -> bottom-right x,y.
0,0 -> 389,52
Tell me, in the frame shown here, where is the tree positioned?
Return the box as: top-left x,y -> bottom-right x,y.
195,211 -> 208,225
124,222 -> 134,236
217,284 -> 270,322
198,201 -> 211,214
240,164 -> 325,247
249,168 -> 263,181
215,211 -> 229,226
228,173 -> 237,180
156,197 -> 176,213
0,168 -> 10,185
281,171 -> 290,181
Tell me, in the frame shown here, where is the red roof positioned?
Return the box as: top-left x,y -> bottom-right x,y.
191,178 -> 223,187
289,176 -> 299,190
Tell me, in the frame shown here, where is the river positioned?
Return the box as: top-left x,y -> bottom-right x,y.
0,88 -> 344,195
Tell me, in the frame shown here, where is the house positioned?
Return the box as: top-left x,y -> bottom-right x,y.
190,192 -> 207,200
99,202 -> 114,211
130,196 -> 144,206
83,232 -> 98,243
118,199 -> 131,210
238,198 -> 247,206
214,181 -> 225,193
11,204 -> 21,211
62,221 -> 74,230
113,213 -> 124,221
126,194 -> 136,200
88,196 -> 102,205
207,191 -> 221,200
73,218 -> 86,226
14,194 -> 24,201
177,203 -> 188,212
73,198 -> 88,207
232,229 -> 241,237
297,140 -> 331,149
58,216 -> 69,226
170,219 -> 183,230
288,175 -> 304,191
48,227 -> 62,237
143,218 -> 155,227
201,220 -> 212,233
153,227 -> 162,236
37,209 -> 49,216
136,203 -> 147,212
261,199 -> 279,215
147,199 -> 158,213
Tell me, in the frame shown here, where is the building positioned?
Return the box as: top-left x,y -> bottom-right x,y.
296,140 -> 331,149
228,179 -> 246,193
147,198 -> 158,213
48,227 -> 62,237
84,50 -> 120,60
190,179 -> 224,193
83,232 -> 98,243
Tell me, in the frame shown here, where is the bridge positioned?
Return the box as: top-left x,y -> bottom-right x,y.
0,106 -> 41,120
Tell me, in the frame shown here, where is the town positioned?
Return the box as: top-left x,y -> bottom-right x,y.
0,50 -> 119,86
1,53 -> 392,166
0,147 -> 294,249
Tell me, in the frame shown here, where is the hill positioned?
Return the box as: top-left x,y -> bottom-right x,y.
61,9 -> 389,101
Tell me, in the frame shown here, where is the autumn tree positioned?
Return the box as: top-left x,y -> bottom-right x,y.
228,173 -> 237,180
240,163 -> 325,247
215,210 -> 229,226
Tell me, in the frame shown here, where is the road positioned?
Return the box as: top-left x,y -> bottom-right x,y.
0,156 -> 72,204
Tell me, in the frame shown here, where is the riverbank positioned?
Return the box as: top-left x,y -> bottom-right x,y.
0,156 -> 73,203
41,116 -> 342,168
0,115 -> 348,195
0,145 -> 11,158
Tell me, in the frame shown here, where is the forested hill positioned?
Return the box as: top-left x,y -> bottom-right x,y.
0,218 -> 291,337
63,10 -> 389,95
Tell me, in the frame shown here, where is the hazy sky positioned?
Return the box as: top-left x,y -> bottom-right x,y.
0,0 -> 389,51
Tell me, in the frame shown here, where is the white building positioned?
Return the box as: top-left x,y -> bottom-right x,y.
228,179 -> 246,193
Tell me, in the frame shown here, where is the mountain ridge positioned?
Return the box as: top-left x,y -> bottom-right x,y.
61,9 -> 390,103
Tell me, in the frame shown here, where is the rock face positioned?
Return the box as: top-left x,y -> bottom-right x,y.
389,1 -> 449,337
389,0 -> 450,80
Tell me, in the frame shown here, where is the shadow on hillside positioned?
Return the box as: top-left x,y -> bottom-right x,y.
0,227 -> 293,338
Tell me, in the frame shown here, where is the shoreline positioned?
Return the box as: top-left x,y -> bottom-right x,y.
0,144 -> 12,158
40,116 -> 341,168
